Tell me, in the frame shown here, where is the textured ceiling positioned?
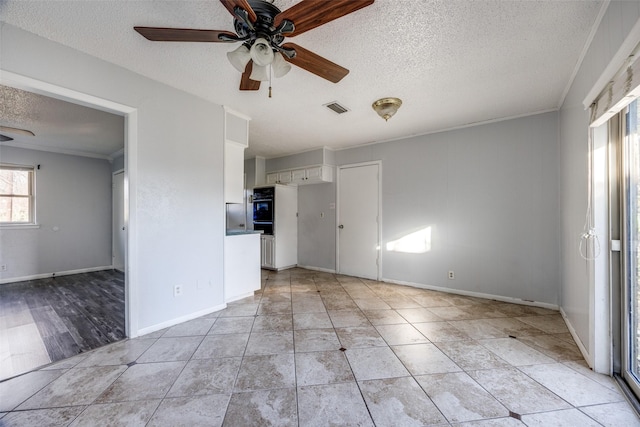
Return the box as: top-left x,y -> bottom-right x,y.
0,85 -> 124,158
0,0 -> 604,159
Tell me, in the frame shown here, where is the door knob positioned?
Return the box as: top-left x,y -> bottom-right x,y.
338,225 -> 344,229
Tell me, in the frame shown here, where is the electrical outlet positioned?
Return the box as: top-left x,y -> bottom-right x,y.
448,271 -> 455,280
174,285 -> 183,297
1,265 -> 6,272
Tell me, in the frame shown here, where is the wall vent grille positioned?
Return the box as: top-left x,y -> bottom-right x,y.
324,102 -> 349,114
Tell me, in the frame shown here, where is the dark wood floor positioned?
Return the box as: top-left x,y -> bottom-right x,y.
0,270 -> 125,379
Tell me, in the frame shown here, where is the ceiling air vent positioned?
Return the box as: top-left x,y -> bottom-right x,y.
324,101 -> 350,115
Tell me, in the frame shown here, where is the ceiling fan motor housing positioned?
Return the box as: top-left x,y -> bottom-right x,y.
235,0 -> 285,47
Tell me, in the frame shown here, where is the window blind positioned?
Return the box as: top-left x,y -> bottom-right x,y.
590,53 -> 640,128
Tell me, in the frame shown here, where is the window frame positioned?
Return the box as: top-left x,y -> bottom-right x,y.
0,163 -> 37,227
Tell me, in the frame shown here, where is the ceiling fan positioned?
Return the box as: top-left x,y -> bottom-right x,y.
0,126 -> 35,142
134,0 -> 374,91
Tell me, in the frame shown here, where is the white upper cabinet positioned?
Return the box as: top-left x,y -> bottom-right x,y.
266,165 -> 333,186
278,171 -> 293,184
292,165 -> 333,185
291,168 -> 306,182
266,172 -> 279,185
224,107 -> 250,204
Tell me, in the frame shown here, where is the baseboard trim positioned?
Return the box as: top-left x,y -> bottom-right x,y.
296,265 -> 337,274
0,265 -> 115,285
134,302 -> 227,338
380,277 -> 560,311
560,306 -> 593,368
225,292 -> 255,303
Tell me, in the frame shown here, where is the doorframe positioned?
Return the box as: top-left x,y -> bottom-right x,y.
336,160 -> 382,280
618,101 -> 640,398
112,169 -> 126,273
1,70 -> 139,337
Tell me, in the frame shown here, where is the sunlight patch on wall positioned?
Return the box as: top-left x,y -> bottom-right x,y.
386,226 -> 432,254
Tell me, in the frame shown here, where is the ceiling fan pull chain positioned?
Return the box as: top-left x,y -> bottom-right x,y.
269,64 -> 272,98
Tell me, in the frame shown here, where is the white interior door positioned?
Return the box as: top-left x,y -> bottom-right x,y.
113,171 -> 125,272
338,163 -> 380,279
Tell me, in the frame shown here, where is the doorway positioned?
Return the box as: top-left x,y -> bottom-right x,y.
337,162 -> 381,280
1,71 -> 137,365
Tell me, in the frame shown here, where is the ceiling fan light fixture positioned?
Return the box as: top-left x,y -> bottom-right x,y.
227,44 -> 251,73
250,63 -> 270,82
372,97 -> 402,121
250,37 -> 274,67
272,52 -> 291,78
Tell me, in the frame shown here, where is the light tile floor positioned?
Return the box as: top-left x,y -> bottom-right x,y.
1,268 -> 639,426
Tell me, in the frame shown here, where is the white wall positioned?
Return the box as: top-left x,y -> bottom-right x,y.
1,23 -> 226,335
0,147 -> 113,280
559,2 -> 640,364
294,112 -> 560,305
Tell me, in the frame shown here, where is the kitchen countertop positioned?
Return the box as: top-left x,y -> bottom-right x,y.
226,229 -> 263,236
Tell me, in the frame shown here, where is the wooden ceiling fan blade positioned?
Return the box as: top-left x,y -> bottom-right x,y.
0,126 -> 35,137
274,0 -> 374,37
282,43 -> 349,83
220,0 -> 257,23
240,61 -> 261,91
134,27 -> 237,42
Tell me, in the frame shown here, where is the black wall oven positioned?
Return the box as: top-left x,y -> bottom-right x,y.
253,187 -> 274,235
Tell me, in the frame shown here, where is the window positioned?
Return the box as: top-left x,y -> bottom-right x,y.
622,99 -> 640,398
0,164 -> 35,224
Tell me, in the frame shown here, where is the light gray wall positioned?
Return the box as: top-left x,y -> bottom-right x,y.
243,158 -> 257,229
1,23 -> 226,334
112,153 -> 125,172
298,112 -> 560,305
559,2 -> 640,355
255,156 -> 266,186
266,148 -> 324,171
0,147 -> 112,278
245,158 -> 256,190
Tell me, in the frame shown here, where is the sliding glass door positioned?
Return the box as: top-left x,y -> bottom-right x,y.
622,99 -> 640,397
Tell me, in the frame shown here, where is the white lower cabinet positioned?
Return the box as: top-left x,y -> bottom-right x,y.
224,233 -> 261,302
261,235 -> 275,269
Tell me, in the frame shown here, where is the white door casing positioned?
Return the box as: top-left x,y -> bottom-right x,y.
113,171 -> 125,272
337,162 -> 381,280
